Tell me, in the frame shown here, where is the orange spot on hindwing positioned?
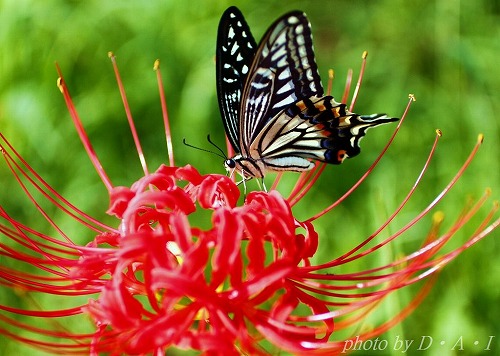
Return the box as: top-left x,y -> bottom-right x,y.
337,150 -> 347,163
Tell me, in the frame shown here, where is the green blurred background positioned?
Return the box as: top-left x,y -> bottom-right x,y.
0,0 -> 498,355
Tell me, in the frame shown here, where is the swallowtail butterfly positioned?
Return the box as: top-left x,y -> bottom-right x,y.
216,6 -> 397,179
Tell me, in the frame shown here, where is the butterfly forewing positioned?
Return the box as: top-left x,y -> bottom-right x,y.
240,11 -> 323,153
216,6 -> 257,153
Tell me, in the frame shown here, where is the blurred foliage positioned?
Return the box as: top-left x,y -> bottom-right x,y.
0,0 -> 498,355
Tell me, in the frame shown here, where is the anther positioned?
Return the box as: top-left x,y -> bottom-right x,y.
56,77 -> 64,93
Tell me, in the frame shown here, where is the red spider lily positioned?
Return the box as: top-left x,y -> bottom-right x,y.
0,54 -> 498,356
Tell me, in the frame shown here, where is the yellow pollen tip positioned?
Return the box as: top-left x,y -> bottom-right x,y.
362,50 -> 368,59
435,129 -> 442,137
485,187 -> 492,196
56,77 -> 64,93
493,200 -> 499,209
477,133 -> 484,143
107,51 -> 114,58
328,68 -> 334,79
408,94 -> 416,101
432,211 -> 445,224
154,59 -> 160,71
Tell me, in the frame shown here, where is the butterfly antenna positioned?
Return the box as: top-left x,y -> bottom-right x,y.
182,138 -> 227,159
206,135 -> 228,159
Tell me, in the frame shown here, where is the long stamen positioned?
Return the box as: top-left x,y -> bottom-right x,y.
362,194 -> 494,289
269,171 -> 284,191
306,94 -> 415,223
153,60 -> 175,167
331,129 -> 443,265
349,51 -> 368,111
309,190 -> 493,285
313,131 -> 484,270
1,147 -> 105,245
287,163 -> 326,207
0,134 -> 114,233
55,65 -> 113,192
108,52 -> 149,176
291,195 -> 495,325
341,69 -> 353,105
0,133 -> 116,236
470,193 -> 499,236
301,129 -> 441,273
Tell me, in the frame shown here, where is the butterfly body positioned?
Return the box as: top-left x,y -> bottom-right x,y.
217,7 -> 397,179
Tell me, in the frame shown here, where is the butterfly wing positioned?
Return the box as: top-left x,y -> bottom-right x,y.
251,95 -> 398,171
217,7 -> 399,178
240,11 -> 323,155
216,6 -> 257,153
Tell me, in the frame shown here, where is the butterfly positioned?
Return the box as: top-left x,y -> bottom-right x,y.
216,6 -> 397,180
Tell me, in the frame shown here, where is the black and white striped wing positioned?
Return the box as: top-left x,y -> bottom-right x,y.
240,11 -> 323,154
251,96 -> 398,171
216,6 -> 257,153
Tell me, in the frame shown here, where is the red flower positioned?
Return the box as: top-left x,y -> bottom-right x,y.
0,55 -> 498,355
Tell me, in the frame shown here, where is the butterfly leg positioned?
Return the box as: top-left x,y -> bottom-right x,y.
256,178 -> 268,192
241,176 -> 248,196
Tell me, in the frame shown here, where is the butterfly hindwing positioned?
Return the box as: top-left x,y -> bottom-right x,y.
240,11 -> 324,154
251,96 -> 397,171
216,6 -> 257,153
